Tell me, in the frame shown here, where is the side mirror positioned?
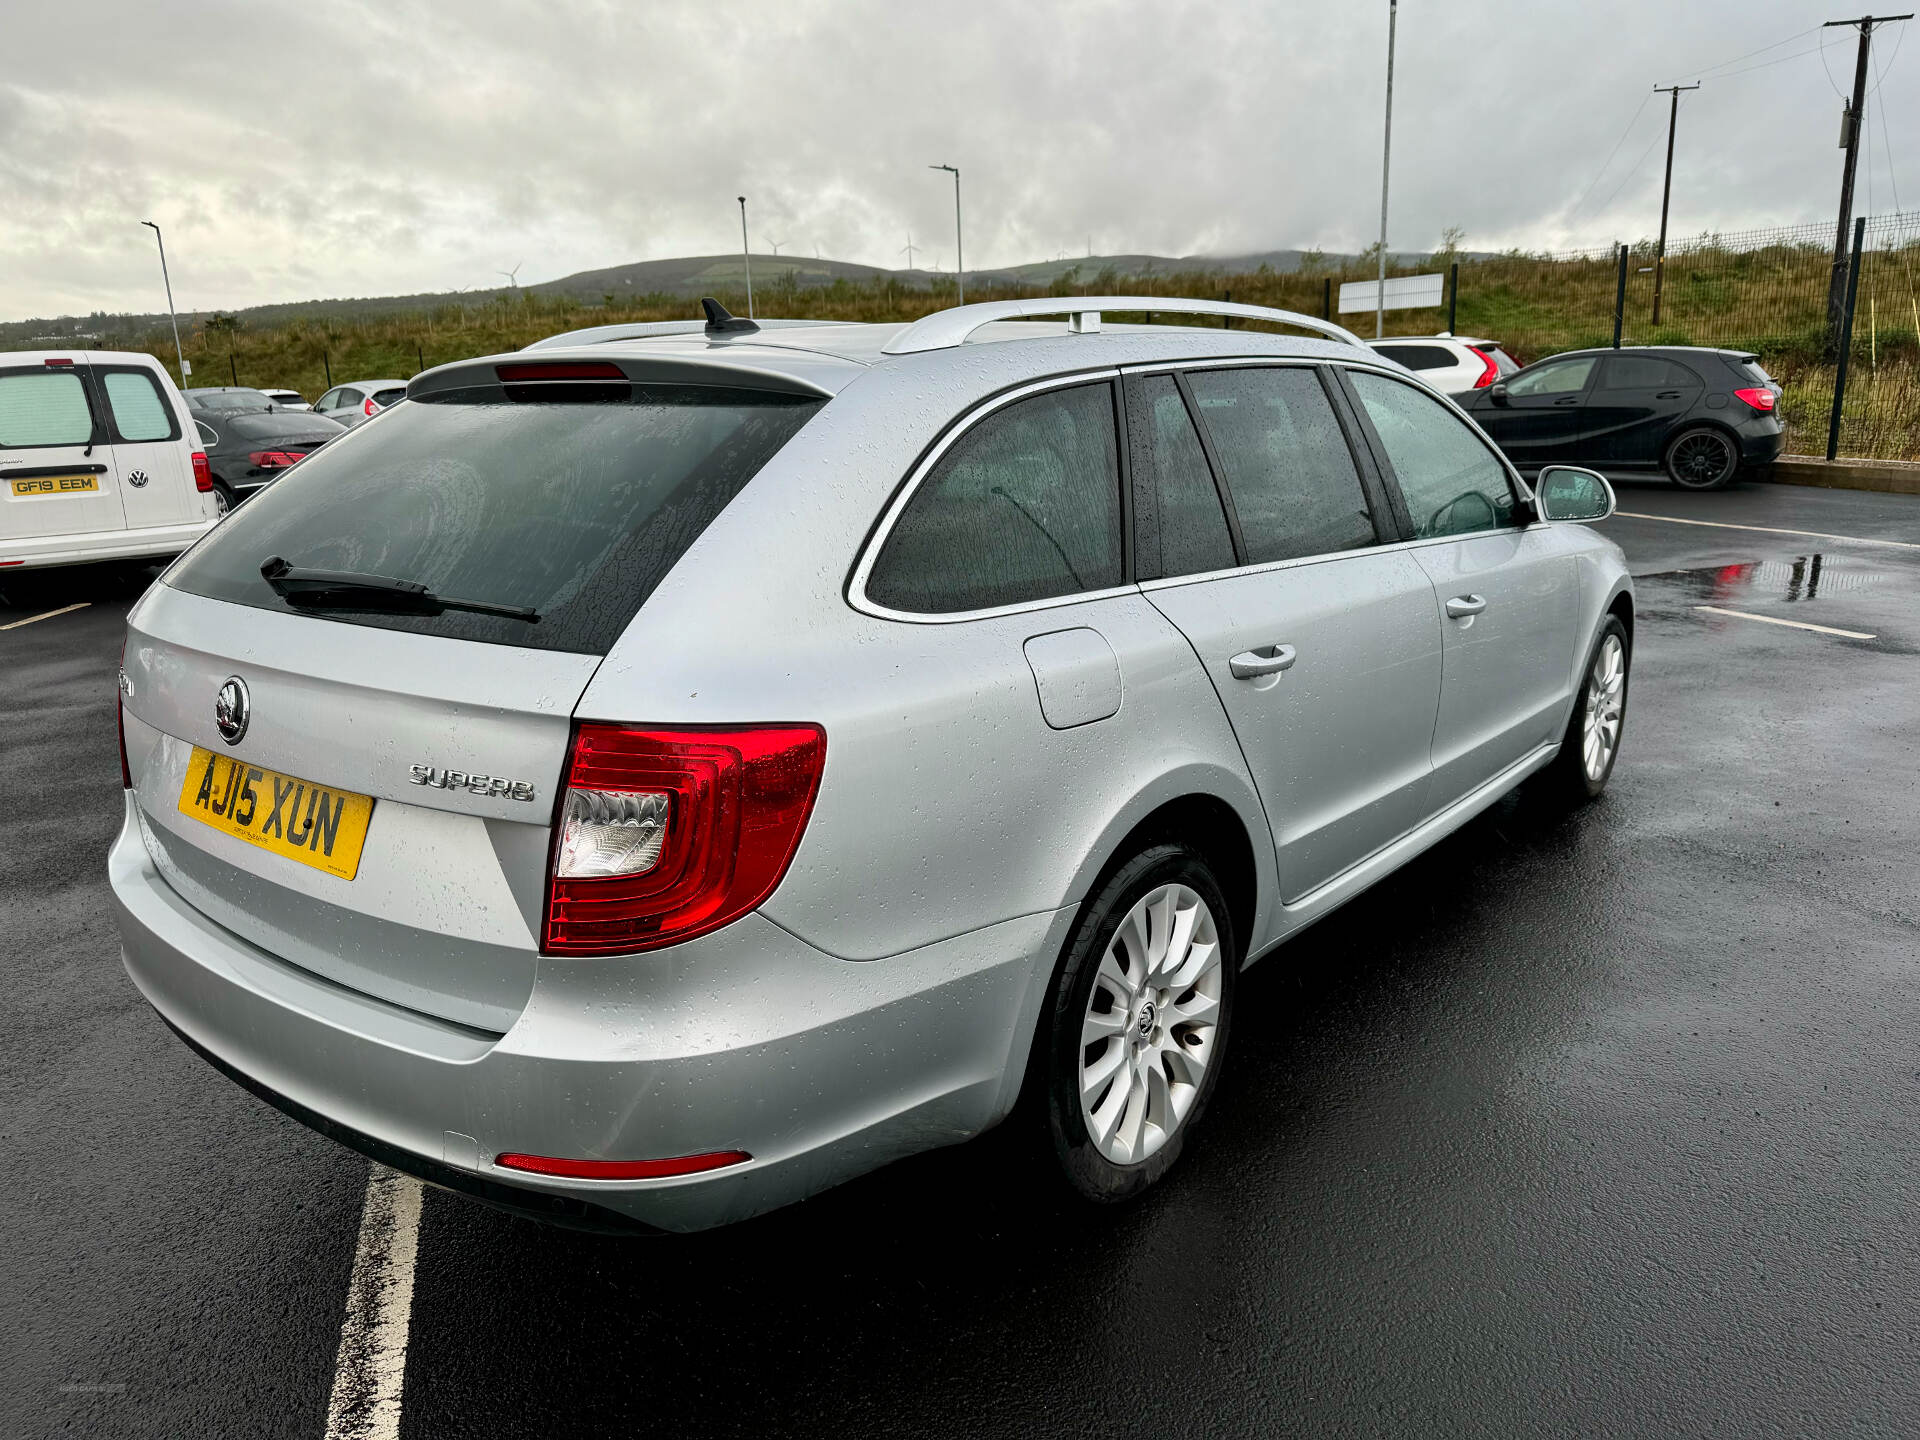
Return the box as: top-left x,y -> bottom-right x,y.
1488,381 -> 1510,406
1534,465 -> 1616,523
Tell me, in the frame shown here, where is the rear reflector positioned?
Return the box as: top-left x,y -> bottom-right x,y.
543,722 -> 826,955
495,1150 -> 750,1180
496,361 -> 627,382
191,452 -> 213,492
1733,386 -> 1777,413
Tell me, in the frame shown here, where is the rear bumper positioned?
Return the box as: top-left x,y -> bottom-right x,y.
0,520 -> 214,570
110,794 -> 1064,1232
1740,425 -> 1786,466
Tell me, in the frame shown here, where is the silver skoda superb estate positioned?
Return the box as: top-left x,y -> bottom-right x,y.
110,295 -> 1633,1232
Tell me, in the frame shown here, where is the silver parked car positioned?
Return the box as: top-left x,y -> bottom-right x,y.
111,296 -> 1632,1232
313,378 -> 407,427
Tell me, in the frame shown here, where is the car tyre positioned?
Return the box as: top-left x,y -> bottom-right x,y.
1665,426 -> 1738,489
211,481 -> 235,516
1038,843 -> 1237,1204
1543,615 -> 1630,804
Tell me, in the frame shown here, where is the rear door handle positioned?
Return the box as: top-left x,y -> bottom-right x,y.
1228,644 -> 1297,679
1445,594 -> 1488,618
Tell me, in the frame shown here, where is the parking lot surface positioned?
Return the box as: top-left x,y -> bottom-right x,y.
4,478 -> 1918,1438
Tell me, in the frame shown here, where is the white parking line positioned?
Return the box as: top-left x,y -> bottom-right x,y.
1614,511 -> 1920,552
324,1168 -> 423,1440
0,601 -> 90,630
1694,605 -> 1877,640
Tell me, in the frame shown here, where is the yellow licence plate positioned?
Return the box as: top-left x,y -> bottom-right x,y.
11,474 -> 99,496
177,747 -> 375,880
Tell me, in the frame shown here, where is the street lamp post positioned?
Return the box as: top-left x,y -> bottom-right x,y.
930,165 -> 963,305
1375,0 -> 1397,340
140,220 -> 187,385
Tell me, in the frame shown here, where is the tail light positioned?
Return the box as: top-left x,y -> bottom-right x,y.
248,450 -> 306,469
1733,387 -> 1776,413
543,723 -> 827,956
191,451 -> 213,492
1468,346 -> 1501,388
117,640 -> 131,788
363,396 -> 380,417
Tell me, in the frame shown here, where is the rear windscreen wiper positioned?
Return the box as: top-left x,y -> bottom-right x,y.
259,556 -> 540,622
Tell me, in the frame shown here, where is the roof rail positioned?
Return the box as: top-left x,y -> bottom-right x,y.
881,296 -> 1367,355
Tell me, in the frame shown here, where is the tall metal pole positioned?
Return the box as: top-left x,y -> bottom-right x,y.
1613,243 -> 1629,348
140,220 -> 186,385
1375,0 -> 1396,339
1446,261 -> 1459,336
931,165 -> 963,305
1649,83 -> 1698,326
1828,215 -> 1868,460
737,196 -> 754,319
1823,15 -> 1910,353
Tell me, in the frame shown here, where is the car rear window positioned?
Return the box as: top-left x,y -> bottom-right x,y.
0,369 -> 94,448
373,388 -> 407,407
1735,358 -> 1774,385
165,382 -> 822,654
227,413 -> 341,442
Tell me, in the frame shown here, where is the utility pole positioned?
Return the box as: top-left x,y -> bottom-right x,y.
737,195 -> 754,319
139,221 -> 186,386
1375,0 -> 1397,339
930,164 -> 963,304
1649,83 -> 1699,326
1823,14 -> 1911,353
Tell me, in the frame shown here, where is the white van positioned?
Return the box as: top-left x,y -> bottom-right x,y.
0,350 -> 218,572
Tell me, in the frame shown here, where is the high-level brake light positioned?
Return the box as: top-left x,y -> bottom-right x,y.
543,723 -> 826,955
495,361 -> 627,382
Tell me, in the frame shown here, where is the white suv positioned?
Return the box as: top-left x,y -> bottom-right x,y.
1,350 -> 218,571
1369,335 -> 1521,398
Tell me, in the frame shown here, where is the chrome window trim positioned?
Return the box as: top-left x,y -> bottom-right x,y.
847,367 -> 1127,626
847,354 -> 1540,625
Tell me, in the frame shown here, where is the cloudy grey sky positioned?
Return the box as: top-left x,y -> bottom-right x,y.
3,0 -> 1915,320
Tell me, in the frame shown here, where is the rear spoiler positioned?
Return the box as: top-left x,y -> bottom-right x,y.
407,352 -> 836,401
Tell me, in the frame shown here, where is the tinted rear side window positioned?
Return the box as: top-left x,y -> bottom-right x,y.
1133,373 -> 1234,578
166,383 -> 821,654
1186,367 -> 1376,564
1375,344 -> 1455,371
866,382 -> 1122,615
0,369 -> 95,448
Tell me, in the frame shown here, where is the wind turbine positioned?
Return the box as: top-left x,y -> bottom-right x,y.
900,232 -> 919,269
497,261 -> 524,289
769,238 -> 787,257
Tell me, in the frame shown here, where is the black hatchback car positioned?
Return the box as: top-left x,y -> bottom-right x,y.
185,392 -> 346,513
1455,346 -> 1784,489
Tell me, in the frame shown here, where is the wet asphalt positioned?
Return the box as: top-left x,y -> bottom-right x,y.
3,478 -> 1918,1438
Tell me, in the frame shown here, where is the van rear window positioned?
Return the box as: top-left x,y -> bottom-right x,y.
165,382 -> 821,654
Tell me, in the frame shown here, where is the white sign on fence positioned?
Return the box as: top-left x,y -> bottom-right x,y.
1338,272 -> 1446,315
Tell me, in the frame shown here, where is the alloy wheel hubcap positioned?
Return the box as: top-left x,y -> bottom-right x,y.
1675,434 -> 1732,484
1079,883 -> 1223,1165
1582,634 -> 1625,781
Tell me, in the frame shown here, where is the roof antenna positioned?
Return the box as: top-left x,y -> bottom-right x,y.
700,297 -> 759,335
